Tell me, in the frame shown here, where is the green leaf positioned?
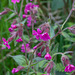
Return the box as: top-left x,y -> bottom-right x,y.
5,13 -> 16,21
33,57 -> 44,62
50,26 -> 55,39
52,0 -> 64,10
23,35 -> 29,42
51,43 -> 59,55
55,63 -> 65,72
62,31 -> 75,42
39,60 -> 48,68
10,55 -> 28,66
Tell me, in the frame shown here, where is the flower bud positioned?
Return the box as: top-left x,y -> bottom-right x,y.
46,46 -> 49,53
11,66 -> 24,74
40,46 -> 45,53
33,42 -> 44,49
37,52 -> 41,57
61,55 -> 70,66
44,53 -> 52,60
40,22 -> 50,33
67,27 -> 75,34
0,8 -> 10,15
44,61 -> 54,74
18,25 -> 23,37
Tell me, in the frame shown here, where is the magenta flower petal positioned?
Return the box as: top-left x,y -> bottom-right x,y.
12,68 -> 16,74
16,38 -> 23,42
9,28 -> 14,32
2,38 -> 6,42
11,24 -> 17,29
33,30 -> 37,35
37,52 -> 41,57
37,28 -> 42,34
2,38 -> 11,49
23,14 -> 26,18
65,64 -> 75,72
11,0 -> 20,4
44,53 -> 52,60
41,33 -> 50,41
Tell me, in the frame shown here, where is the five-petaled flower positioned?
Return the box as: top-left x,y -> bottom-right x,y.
2,38 -> 10,49
33,28 -> 42,40
41,33 -> 50,41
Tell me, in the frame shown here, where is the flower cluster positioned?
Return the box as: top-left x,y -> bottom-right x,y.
23,3 -> 39,27
21,43 -> 30,53
33,28 -> 50,41
44,61 -> 54,75
61,55 -> 75,72
11,0 -> 20,4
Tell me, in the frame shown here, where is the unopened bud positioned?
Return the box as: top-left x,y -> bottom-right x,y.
46,46 -> 49,53
40,46 -> 45,53
67,27 -> 75,34
61,55 -> 70,66
33,42 -> 44,49
44,61 -> 54,73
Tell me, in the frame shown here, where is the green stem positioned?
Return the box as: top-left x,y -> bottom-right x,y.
52,52 -> 63,59
61,9 -> 72,30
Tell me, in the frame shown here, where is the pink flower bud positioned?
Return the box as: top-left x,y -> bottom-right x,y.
18,25 -> 23,37
46,46 -> 49,53
67,27 -> 75,34
44,53 -> 52,60
37,52 -> 41,57
11,24 -> 17,29
33,42 -> 44,49
12,68 -> 16,74
40,46 -> 45,53
44,61 -> 54,74
16,38 -> 23,42
9,28 -> 14,32
23,14 -> 26,18
40,33 -> 50,41
61,55 -> 70,66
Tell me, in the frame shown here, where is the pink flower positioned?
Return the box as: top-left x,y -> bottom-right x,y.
9,28 -> 14,32
24,3 -> 39,14
64,64 -> 75,72
30,0 -> 32,1
16,38 -> 22,42
24,3 -> 33,14
2,38 -> 10,49
12,66 -> 24,74
44,53 -> 52,60
27,16 -> 32,27
37,52 -> 41,57
12,68 -> 16,74
11,0 -> 20,4
23,14 -> 26,18
41,33 -> 50,41
21,43 -> 30,53
33,28 -> 42,40
11,24 -> 17,29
